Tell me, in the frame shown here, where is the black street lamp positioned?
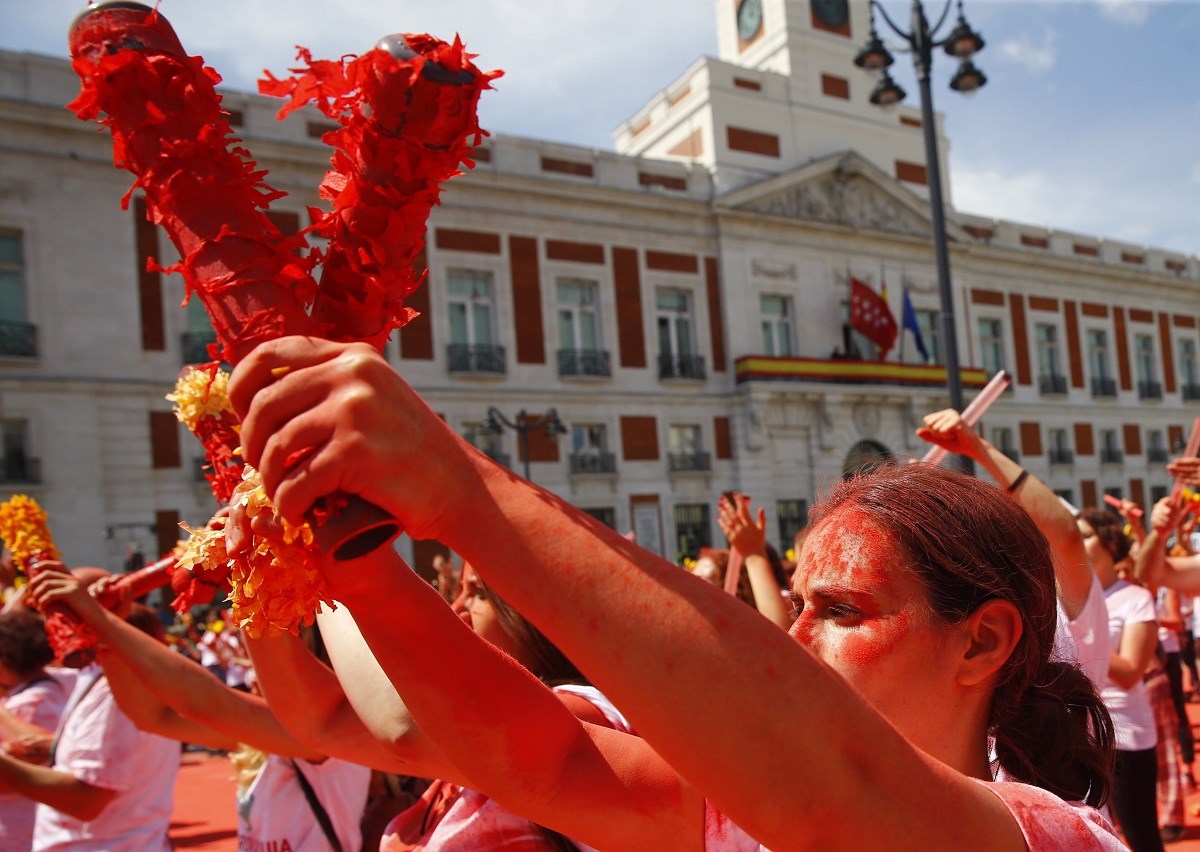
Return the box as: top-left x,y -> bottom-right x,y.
483,407 -> 568,481
855,0 -> 986,474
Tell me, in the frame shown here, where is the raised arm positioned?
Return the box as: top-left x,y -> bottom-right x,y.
28,569 -> 322,760
228,338 -> 1034,851
717,495 -> 790,628
243,602 -> 423,774
1136,498 -> 1200,594
918,409 -> 1093,619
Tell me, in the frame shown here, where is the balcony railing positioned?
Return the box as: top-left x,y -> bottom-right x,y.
1048,448 -> 1075,465
658,353 -> 706,381
1147,447 -> 1170,463
1039,373 -> 1068,395
558,349 -> 611,378
1183,383 -> 1200,402
1100,448 -> 1124,464
569,452 -> 616,474
999,447 -> 1021,464
1090,377 -> 1117,398
735,356 -> 990,388
668,451 -> 711,472
193,457 -> 208,483
447,343 -> 506,375
0,455 -> 41,484
1138,380 -> 1163,400
0,320 -> 38,358
181,331 -> 219,364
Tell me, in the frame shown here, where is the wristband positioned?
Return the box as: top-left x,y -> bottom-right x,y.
1006,469 -> 1029,494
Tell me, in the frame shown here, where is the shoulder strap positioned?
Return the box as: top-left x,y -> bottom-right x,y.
290,759 -> 344,852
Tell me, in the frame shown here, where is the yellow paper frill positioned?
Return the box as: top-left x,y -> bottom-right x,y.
0,494 -> 60,572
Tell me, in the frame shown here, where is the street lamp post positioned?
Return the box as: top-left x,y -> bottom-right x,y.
855,0 -> 986,474
484,407 -> 568,482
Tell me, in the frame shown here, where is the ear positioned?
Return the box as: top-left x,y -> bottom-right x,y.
955,599 -> 1023,688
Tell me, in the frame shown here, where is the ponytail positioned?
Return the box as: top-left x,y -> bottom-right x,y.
991,661 -> 1115,808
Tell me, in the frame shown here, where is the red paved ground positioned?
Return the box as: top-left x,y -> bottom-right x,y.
164,703 -> 1200,851
170,752 -> 237,851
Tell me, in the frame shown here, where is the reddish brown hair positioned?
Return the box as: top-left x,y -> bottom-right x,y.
810,463 -> 1114,807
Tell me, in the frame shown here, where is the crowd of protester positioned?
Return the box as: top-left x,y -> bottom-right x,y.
4,339 -> 1200,848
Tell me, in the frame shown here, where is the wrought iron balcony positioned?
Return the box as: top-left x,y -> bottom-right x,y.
1039,373 -> 1068,395
668,451 -> 711,472
999,446 -> 1021,464
1100,448 -> 1124,464
1147,447 -> 1170,463
1090,377 -> 1117,398
0,320 -> 38,357
181,331 -> 219,364
658,353 -> 706,381
447,343 -> 506,375
558,349 -> 611,378
569,452 -> 616,474
1183,383 -> 1200,402
1137,380 -> 1163,400
1048,448 -> 1074,465
0,455 -> 41,484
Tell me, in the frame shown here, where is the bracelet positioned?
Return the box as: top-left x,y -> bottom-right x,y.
1006,469 -> 1029,494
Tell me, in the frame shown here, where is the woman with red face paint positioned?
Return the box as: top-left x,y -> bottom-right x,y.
229,337 -> 1122,850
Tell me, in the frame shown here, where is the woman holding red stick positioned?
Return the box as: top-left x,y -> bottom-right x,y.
224,337 -> 1122,850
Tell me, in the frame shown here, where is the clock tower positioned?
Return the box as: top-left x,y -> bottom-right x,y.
615,0 -> 951,205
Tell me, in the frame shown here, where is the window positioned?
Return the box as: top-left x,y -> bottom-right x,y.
557,279 -> 608,376
0,230 -> 34,357
1103,486 -> 1123,501
776,499 -> 808,554
570,424 -> 615,474
1048,428 -> 1072,464
1036,324 -> 1063,392
1100,429 -> 1122,464
583,507 -> 616,529
1135,334 -> 1161,398
1086,329 -> 1115,397
760,295 -> 794,356
978,318 -> 1005,377
1180,339 -> 1199,388
1151,485 -> 1169,504
463,421 -> 507,466
1148,430 -> 1168,462
447,270 -> 503,373
673,503 -> 711,562
448,270 -> 495,347
0,420 -> 37,483
668,424 -> 709,472
657,289 -> 703,378
557,278 -> 601,351
0,230 -> 28,323
1053,489 -> 1075,505
991,427 -> 1018,461
915,309 -> 941,364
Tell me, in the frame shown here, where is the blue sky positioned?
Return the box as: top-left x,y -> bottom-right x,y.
3,0 -> 1196,255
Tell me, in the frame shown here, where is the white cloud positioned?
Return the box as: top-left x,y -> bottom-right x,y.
996,27 -> 1057,75
1097,0 -> 1151,25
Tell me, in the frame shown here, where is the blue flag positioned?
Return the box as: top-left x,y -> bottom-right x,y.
901,287 -> 928,362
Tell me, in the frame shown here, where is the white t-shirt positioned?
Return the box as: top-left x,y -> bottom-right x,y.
32,666 -> 179,851
1101,580 -> 1158,752
236,754 -> 370,852
0,672 -> 73,849
1052,573 -> 1110,691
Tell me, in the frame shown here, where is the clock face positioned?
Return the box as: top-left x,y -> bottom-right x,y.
737,0 -> 764,42
811,0 -> 850,29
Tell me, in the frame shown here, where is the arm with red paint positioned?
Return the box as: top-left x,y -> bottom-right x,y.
717,495 -> 790,628
228,338 -> 1032,851
918,409 -> 1093,619
27,570 -> 322,760
1136,498 -> 1200,593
